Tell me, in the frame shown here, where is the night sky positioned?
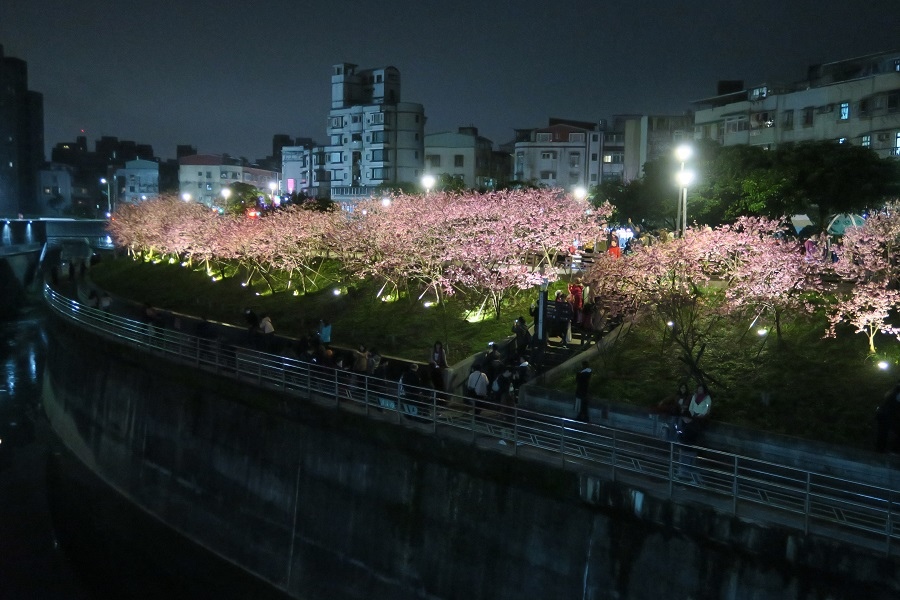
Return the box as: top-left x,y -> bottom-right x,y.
2,0 -> 898,161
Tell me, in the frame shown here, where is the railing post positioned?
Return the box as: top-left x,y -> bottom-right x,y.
560,420 -> 565,467
431,390 -> 436,434
334,370 -> 340,407
668,442 -> 674,498
513,407 -> 519,457
804,471 -> 811,535
364,376 -> 370,417
888,488 -> 894,557
732,455 -> 739,515
611,429 -> 617,482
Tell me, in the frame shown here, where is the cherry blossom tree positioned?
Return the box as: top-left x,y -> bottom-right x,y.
107,189 -> 612,319
827,201 -> 900,353
827,282 -> 900,354
693,217 -> 829,342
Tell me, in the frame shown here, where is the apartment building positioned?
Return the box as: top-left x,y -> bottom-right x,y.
0,44 -> 44,216
179,154 -> 278,208
612,114 -> 693,182
424,126 -> 496,189
512,119 -> 601,190
115,159 -> 159,204
693,50 -> 900,158
283,63 -> 425,205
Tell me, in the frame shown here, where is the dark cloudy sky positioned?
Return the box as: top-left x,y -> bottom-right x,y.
2,1 -> 898,161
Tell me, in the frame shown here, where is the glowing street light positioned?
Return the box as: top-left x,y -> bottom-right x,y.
421,174 -> 436,195
674,144 -> 693,236
182,192 -> 192,202
573,186 -> 587,201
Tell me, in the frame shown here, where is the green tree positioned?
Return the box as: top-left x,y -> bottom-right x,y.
436,173 -> 467,193
774,141 -> 900,224
223,182 -> 262,216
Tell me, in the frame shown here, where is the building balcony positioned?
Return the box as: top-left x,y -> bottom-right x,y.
330,185 -> 377,200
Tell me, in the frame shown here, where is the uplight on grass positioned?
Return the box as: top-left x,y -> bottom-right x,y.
757,328 -> 768,336
878,361 -> 889,370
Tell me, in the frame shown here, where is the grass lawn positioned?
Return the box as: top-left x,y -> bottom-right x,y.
90,254 -> 900,450
558,310 -> 899,449
89,254 -> 550,364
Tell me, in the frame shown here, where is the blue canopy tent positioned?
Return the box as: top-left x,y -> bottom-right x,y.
826,213 -> 865,235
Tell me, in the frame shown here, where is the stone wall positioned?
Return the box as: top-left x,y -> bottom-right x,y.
43,314 -> 900,599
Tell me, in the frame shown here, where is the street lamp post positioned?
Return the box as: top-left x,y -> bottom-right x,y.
100,177 -> 111,215
676,168 -> 695,236
674,145 -> 693,237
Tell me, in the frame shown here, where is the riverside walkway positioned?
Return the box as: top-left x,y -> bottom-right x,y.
43,282 -> 900,560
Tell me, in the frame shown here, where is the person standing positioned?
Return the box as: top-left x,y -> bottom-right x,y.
512,317 -> 531,357
318,319 -> 332,345
575,361 -> 593,422
875,381 -> 900,453
429,341 -> 449,392
607,238 -> 621,259
466,365 -> 489,414
568,278 -> 584,325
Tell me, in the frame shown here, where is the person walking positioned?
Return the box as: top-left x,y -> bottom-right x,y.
575,361 -> 593,422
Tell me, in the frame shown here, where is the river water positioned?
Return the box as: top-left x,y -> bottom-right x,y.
0,302 -> 290,599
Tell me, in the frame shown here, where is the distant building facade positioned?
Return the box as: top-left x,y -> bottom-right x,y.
115,159 -> 159,204
37,163 -> 79,216
50,135 -> 158,217
512,119 -> 601,190
0,44 -> 44,216
692,50 -> 900,158
425,126 -> 497,189
612,114 -> 693,183
283,63 -> 425,205
179,154 -> 279,208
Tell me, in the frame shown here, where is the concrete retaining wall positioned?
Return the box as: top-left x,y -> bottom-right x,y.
42,314 -> 900,599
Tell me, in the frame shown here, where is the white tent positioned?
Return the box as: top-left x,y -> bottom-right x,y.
790,214 -> 813,233
826,214 -> 865,235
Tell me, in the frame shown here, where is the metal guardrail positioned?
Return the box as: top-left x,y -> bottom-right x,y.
43,284 -> 900,556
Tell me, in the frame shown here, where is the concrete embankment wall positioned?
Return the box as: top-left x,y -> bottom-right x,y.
42,314 -> 899,600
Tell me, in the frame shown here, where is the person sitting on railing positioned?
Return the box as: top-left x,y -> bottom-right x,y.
258,314 -> 275,335
679,384 -> 712,445
652,382 -> 691,441
398,363 -> 425,416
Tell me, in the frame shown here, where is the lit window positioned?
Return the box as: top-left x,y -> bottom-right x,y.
861,134 -> 871,147
839,102 -> 850,120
